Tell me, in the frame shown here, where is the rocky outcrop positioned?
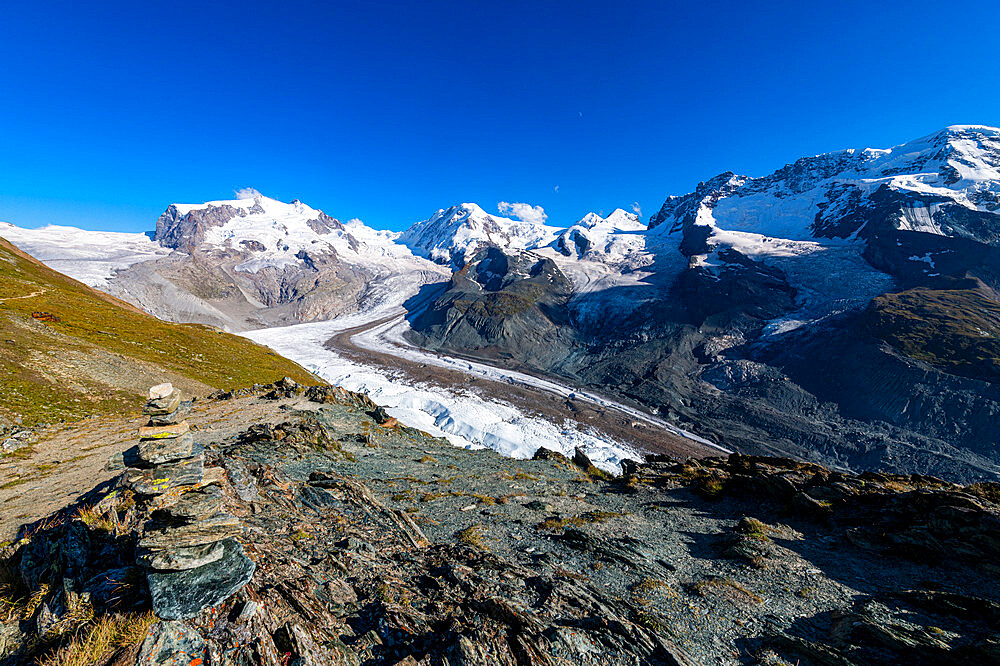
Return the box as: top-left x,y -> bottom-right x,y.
1,381 -> 998,665
155,202 -> 263,250
408,247 -> 579,371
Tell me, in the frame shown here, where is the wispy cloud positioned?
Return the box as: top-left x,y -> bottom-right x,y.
554,185 -> 559,193
632,201 -> 642,216
235,187 -> 262,200
498,201 -> 547,226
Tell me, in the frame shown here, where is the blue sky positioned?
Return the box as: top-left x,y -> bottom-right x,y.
1,1 -> 999,233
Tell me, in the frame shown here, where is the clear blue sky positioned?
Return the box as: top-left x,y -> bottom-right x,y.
1,1 -> 999,233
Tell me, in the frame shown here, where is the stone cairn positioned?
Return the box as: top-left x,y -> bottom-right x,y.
122,383 -> 255,620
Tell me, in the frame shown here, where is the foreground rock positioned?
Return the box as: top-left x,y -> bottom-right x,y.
1,380 -> 998,665
124,383 -> 254,620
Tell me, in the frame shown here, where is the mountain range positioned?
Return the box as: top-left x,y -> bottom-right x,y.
4,125 -> 1000,481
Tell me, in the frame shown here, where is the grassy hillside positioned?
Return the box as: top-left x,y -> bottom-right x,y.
0,237 -> 322,428
862,287 -> 1000,383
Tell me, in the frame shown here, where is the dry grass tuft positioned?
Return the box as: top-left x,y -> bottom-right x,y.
535,511 -> 625,531
77,506 -> 116,533
36,611 -> 157,666
688,577 -> 763,604
455,524 -> 488,550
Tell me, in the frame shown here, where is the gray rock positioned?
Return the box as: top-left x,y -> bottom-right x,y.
20,522 -> 90,589
139,512 -> 241,549
154,484 -> 223,522
105,450 -> 125,471
148,383 -> 174,400
135,619 -> 205,665
127,454 -> 205,495
144,388 -> 181,416
0,621 -> 23,661
136,434 -> 199,466
223,457 -> 260,503
83,567 -> 139,608
147,400 -> 192,426
138,541 -> 226,571
138,421 -> 190,440
1,429 -> 32,453
147,539 -> 255,620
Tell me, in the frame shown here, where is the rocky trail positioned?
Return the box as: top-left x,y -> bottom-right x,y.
0,289 -> 46,303
1,380 -> 998,664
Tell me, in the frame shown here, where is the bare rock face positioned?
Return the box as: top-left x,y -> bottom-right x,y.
155,202 -> 261,250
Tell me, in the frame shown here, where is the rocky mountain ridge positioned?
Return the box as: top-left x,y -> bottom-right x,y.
401,127 -> 1000,482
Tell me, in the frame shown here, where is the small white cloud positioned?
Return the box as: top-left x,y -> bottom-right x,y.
234,187 -> 262,200
554,185 -> 560,193
498,202 -> 547,226
632,202 -> 642,216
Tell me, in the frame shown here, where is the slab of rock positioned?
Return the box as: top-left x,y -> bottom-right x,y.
138,421 -> 190,440
0,621 -> 22,661
154,485 -> 224,523
138,540 -> 226,571
222,457 -> 260,503
136,434 -> 198,465
146,467 -> 225,510
147,539 -> 255,620
127,455 -> 205,495
139,512 -> 242,549
147,400 -> 191,426
135,619 -> 205,665
144,388 -> 182,417
148,383 -> 174,400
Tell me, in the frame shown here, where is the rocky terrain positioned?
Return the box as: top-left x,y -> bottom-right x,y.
2,379 -> 999,665
406,247 -> 578,370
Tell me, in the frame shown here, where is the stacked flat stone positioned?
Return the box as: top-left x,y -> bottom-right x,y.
123,383 -> 255,620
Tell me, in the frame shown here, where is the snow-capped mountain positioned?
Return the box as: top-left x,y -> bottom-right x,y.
651,125 -> 1000,243
157,193 -> 426,273
635,125 -> 1000,336
1,193 -> 450,331
399,203 -> 561,268
400,204 -> 654,270
554,208 -> 647,260
400,126 -> 1000,482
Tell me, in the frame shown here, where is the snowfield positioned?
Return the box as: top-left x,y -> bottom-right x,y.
0,222 -> 171,287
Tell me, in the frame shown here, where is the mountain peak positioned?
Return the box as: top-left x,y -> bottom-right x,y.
401,203 -> 558,268
649,125 -> 1000,240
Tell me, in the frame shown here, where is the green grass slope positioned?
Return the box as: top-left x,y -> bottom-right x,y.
862,286 -> 1000,383
0,237 -> 322,428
